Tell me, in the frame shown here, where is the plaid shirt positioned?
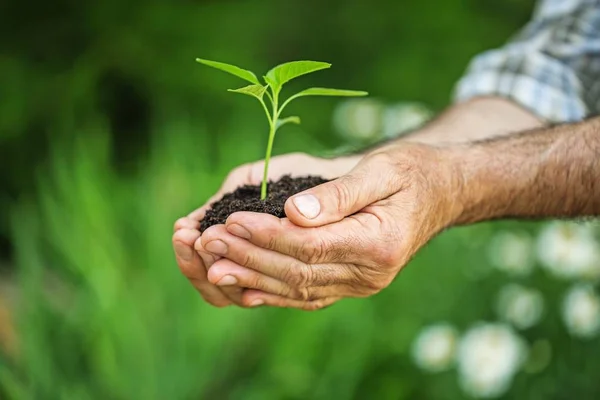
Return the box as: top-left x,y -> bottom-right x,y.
454,0 -> 600,123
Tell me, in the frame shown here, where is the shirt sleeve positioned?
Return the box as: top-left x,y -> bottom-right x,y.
453,0 -> 600,123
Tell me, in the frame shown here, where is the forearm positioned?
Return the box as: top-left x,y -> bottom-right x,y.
402,97 -> 544,145
451,117 -> 600,224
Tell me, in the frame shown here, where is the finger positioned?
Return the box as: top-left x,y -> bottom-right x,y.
284,152 -> 402,227
209,259 -> 367,300
207,258 -> 302,299
193,236 -> 244,305
242,290 -> 341,311
174,217 -> 200,232
202,224 -> 355,287
172,228 -> 231,307
202,223 -> 306,281
225,211 -> 385,266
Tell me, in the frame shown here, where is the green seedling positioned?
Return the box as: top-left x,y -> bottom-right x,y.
196,58 -> 368,200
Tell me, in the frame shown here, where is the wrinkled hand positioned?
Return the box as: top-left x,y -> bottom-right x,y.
199,144 -> 462,310
172,152 -> 361,307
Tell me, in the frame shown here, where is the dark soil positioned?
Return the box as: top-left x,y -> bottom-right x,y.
200,175 -> 327,233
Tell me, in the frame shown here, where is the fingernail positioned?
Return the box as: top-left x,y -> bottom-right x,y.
293,194 -> 321,219
250,299 -> 264,307
217,275 -> 238,286
205,240 -> 228,255
227,224 -> 251,240
174,242 -> 193,261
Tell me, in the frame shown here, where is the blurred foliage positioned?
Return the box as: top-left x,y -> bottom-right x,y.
4,0 -> 599,399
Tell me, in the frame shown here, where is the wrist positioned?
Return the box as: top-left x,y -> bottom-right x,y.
370,142 -> 467,232
441,139 -> 531,226
441,145 -> 485,226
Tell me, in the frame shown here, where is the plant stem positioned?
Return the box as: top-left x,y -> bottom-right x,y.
261,122 -> 276,199
261,87 -> 279,200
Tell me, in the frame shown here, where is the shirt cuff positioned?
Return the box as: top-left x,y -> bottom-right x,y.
453,49 -> 589,124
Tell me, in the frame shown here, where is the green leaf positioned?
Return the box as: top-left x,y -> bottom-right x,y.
227,84 -> 267,100
293,87 -> 369,98
276,116 -> 301,129
265,61 -> 331,88
196,58 -> 260,85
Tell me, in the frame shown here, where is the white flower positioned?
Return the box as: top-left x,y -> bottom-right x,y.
487,231 -> 535,276
496,284 -> 544,330
536,221 -> 600,280
332,99 -> 384,141
411,323 -> 458,372
457,323 -> 527,398
382,102 -> 433,138
562,284 -> 600,339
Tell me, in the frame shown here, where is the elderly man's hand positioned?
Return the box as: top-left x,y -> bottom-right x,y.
199,144 -> 462,310
172,152 -> 361,307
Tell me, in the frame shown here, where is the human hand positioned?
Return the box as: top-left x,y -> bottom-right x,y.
199,143 -> 462,309
172,152 -> 361,307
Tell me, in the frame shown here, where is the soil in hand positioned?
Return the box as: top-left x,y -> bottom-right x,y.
200,175 -> 327,233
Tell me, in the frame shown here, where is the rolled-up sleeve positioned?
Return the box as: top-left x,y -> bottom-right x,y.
454,0 -> 600,123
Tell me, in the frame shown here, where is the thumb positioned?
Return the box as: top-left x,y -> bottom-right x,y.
284,153 -> 401,227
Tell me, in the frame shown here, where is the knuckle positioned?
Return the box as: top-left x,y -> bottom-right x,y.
280,264 -> 302,287
241,251 -> 257,269
298,265 -> 314,287
299,236 -> 328,264
297,287 -> 313,302
247,273 -> 264,291
256,218 -> 286,251
281,263 -> 314,288
266,232 -> 279,251
329,180 -> 354,213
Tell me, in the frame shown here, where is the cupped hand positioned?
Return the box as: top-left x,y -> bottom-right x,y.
199,143 -> 462,310
172,152 -> 361,307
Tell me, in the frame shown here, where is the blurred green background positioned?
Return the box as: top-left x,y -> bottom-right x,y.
2,0 -> 600,399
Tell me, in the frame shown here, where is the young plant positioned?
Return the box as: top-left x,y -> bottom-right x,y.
196,58 -> 368,200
